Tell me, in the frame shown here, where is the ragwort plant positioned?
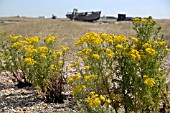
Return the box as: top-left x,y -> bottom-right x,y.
0,32 -> 31,87
0,33 -> 69,103
68,16 -> 170,112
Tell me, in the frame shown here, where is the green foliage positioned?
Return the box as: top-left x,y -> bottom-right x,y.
68,17 -> 170,112
0,33 -> 69,102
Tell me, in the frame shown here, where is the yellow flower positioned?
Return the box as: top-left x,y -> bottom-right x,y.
25,36 -> 39,44
93,98 -> 101,107
85,92 -> 101,107
77,51 -> 83,56
130,49 -> 141,60
100,95 -> 105,101
7,34 -> 22,40
112,35 -> 127,42
143,43 -> 152,48
44,34 -> 57,43
106,99 -> 111,104
67,73 -> 81,84
67,77 -> 74,84
85,66 -> 90,69
84,74 -> 96,82
21,45 -> 35,51
101,34 -> 113,43
107,53 -> 113,58
56,51 -> 63,56
11,42 -> 23,48
61,46 -> 70,51
38,46 -> 49,53
59,60 -> 63,66
143,75 -> 148,78
145,48 -> 157,55
71,62 -> 79,67
0,32 -> 6,35
144,78 -> 156,87
89,91 -> 95,95
40,53 -> 47,59
130,36 -> 138,42
84,76 -> 91,82
85,48 -> 92,55
93,54 -> 100,59
132,18 -> 140,21
24,57 -> 36,66
74,56 -> 79,59
75,32 -> 103,46
76,73 -> 81,79
166,48 -> 170,52
50,64 -> 55,70
141,19 -> 147,23
72,85 -> 86,95
159,41 -> 166,46
116,44 -> 123,49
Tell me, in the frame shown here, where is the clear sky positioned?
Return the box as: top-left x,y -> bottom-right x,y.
0,0 -> 170,19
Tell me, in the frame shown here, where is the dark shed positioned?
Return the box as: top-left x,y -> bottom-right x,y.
117,14 -> 126,21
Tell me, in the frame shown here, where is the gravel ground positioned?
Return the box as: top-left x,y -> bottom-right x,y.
0,61 -> 77,113
0,73 -> 76,113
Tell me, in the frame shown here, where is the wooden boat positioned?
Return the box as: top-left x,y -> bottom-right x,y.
66,9 -> 101,22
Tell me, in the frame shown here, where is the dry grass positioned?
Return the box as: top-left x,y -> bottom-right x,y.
0,17 -> 170,59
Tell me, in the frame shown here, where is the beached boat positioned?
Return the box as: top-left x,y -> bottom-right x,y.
66,9 -> 101,22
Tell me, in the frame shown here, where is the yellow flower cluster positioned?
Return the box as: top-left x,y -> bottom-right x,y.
143,43 -> 152,48
116,44 -> 123,49
11,41 -> 23,48
112,34 -> 127,43
84,74 -> 96,82
40,53 -> 47,59
0,32 -> 6,35
130,36 -> 138,42
44,34 -> 57,43
144,78 -> 156,87
145,48 -> 157,55
100,33 -> 127,43
85,66 -> 90,69
141,19 -> 147,23
85,92 -> 111,108
38,46 -> 49,53
24,36 -> 39,44
85,92 -> 101,107
93,54 -> 100,59
76,32 -> 103,46
105,48 -> 114,58
7,34 -> 22,40
61,46 -> 70,51
100,33 -> 113,43
52,50 -> 63,58
21,45 -> 37,57
50,64 -> 56,70
132,16 -> 156,24
24,57 -> 36,66
22,45 -> 35,51
67,73 -> 81,84
158,41 -> 166,46
132,18 -> 140,21
70,62 -> 80,67
130,49 -> 141,60
72,85 -> 86,95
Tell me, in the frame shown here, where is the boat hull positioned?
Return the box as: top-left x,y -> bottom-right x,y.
66,11 -> 101,22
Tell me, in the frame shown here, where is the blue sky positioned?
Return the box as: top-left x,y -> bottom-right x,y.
0,0 -> 170,19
